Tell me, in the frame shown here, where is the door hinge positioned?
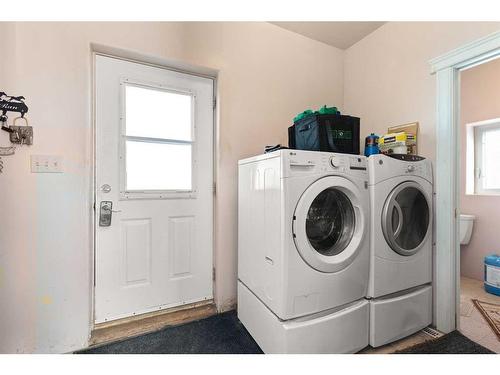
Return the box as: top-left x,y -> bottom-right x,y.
213,98 -> 217,109
213,182 -> 216,195
212,268 -> 216,281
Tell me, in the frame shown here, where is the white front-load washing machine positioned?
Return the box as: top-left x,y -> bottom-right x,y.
367,154 -> 433,347
237,150 -> 370,353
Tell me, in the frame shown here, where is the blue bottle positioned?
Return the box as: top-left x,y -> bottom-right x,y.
484,254 -> 500,296
364,133 -> 379,157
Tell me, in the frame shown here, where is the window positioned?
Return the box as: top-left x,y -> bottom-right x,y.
122,82 -> 195,194
467,119 -> 500,195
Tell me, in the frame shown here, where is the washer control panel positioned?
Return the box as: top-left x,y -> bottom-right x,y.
286,151 -> 367,177
321,153 -> 367,174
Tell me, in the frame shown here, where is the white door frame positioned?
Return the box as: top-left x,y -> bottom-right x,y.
429,31 -> 500,333
89,44 -> 219,333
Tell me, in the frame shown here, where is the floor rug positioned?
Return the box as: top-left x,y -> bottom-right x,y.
394,331 -> 494,354
77,311 -> 263,354
472,299 -> 500,340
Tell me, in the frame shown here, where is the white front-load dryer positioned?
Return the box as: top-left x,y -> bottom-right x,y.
367,154 -> 433,347
237,150 -> 370,353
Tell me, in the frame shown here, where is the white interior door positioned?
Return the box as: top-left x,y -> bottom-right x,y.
94,55 -> 214,323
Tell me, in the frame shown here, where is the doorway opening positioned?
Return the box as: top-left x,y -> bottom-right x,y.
431,30 -> 500,350
457,57 -> 500,352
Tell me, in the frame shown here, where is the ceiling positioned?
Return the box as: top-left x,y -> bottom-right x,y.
271,22 -> 385,50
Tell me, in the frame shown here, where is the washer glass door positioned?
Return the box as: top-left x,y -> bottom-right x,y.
382,181 -> 430,256
293,176 -> 366,273
306,188 -> 355,257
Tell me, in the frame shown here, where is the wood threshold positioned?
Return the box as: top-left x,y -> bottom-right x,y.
89,300 -> 217,347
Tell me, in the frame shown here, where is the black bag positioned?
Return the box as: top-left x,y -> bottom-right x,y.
288,114 -> 360,155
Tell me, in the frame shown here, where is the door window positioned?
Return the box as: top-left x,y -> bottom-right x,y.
122,83 -> 195,194
125,141 -> 191,191
306,188 -> 355,256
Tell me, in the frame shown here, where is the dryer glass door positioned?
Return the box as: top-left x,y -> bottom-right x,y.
382,181 -> 430,256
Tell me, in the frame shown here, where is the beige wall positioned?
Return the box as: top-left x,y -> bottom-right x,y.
0,21 -> 189,354
183,22 -> 345,310
460,58 -> 500,280
344,22 -> 500,161
0,22 -> 344,353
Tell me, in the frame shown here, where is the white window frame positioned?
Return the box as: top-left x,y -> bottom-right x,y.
465,118 -> 500,196
118,77 -> 198,200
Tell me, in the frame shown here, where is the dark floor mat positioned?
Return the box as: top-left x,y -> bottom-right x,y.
395,331 -> 494,354
78,311 -> 263,354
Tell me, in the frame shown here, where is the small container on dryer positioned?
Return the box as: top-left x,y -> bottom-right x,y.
364,133 -> 379,157
484,254 -> 500,296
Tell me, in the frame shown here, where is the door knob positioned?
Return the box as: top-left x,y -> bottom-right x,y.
101,184 -> 112,193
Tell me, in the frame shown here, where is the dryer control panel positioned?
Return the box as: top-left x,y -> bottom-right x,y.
367,154 -> 433,185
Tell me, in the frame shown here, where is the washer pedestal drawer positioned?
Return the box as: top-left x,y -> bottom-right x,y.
369,284 -> 432,347
238,281 -> 369,354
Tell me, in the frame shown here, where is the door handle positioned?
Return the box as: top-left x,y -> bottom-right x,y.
392,201 -> 404,238
99,201 -> 119,227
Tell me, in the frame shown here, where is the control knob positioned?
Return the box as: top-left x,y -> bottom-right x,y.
330,156 -> 341,169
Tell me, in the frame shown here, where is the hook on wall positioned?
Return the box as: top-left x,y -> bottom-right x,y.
0,92 -> 32,173
0,92 -> 29,133
0,92 -> 28,117
0,92 -> 33,145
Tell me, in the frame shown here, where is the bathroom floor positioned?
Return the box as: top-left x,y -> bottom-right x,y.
460,276 -> 500,353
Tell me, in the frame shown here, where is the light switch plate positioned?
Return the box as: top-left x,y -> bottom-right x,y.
31,155 -> 63,173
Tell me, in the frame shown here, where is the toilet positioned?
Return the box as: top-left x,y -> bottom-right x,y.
460,214 -> 476,245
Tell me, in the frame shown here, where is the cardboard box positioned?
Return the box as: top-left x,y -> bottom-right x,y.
387,122 -> 419,154
379,132 -> 417,155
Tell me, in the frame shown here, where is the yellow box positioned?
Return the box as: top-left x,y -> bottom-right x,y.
379,132 -> 416,146
379,131 -> 417,155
